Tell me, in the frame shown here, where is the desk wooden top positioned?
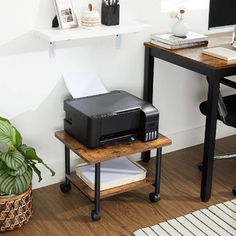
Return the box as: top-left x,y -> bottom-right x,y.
145,33 -> 236,70
55,131 -> 172,164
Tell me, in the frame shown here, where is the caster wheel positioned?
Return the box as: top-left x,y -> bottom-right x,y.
60,182 -> 71,193
149,192 -> 160,203
91,210 -> 101,221
232,187 -> 236,196
198,162 -> 203,171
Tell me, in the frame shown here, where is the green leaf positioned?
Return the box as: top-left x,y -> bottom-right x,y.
15,130 -> 22,147
0,120 -> 17,148
0,117 -> 22,147
28,161 -> 42,182
0,166 -> 32,195
0,150 -> 25,170
19,144 -> 38,160
6,161 -> 28,176
0,160 -> 5,169
18,144 -> 55,177
0,117 -> 11,124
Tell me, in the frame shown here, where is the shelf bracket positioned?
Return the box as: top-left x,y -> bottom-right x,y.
49,42 -> 56,58
115,35 -> 122,50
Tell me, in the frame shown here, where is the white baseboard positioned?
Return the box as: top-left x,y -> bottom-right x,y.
162,122 -> 235,154
147,122 -> 235,159
32,123 -> 236,190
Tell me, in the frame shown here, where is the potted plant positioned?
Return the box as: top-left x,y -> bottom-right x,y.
0,116 -> 55,232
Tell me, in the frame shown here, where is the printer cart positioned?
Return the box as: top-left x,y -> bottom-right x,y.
55,131 -> 172,221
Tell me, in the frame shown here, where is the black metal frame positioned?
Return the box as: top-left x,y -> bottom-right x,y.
92,163 -> 101,220
221,77 -> 236,89
199,77 -> 236,195
61,144 -> 163,220
61,146 -> 102,220
65,146 -> 70,186
142,44 -> 236,202
149,148 -> 162,202
154,148 -> 162,197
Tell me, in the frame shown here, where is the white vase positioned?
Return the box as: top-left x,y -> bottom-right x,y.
172,19 -> 188,37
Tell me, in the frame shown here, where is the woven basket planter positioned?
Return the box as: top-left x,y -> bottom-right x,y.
0,187 -> 33,232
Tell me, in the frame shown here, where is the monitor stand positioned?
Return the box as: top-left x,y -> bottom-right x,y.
221,27 -> 236,51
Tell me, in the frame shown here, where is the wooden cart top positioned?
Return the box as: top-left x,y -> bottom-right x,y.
55,131 -> 172,164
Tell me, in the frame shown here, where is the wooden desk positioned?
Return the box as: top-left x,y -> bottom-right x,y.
143,33 -> 236,202
55,131 -> 171,220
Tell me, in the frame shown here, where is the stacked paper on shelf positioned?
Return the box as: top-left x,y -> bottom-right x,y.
76,157 -> 147,191
150,31 -> 208,49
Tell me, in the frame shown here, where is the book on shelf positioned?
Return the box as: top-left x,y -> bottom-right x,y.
150,39 -> 208,49
151,31 -> 208,46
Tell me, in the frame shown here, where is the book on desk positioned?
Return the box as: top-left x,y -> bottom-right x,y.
202,46 -> 236,61
150,31 -> 208,49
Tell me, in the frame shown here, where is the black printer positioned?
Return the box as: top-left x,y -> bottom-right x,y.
64,90 -> 159,148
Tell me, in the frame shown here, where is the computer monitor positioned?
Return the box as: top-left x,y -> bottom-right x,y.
209,0 -> 236,30
209,0 -> 236,48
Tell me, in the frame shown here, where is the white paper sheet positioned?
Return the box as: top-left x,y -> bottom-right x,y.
63,71 -> 108,98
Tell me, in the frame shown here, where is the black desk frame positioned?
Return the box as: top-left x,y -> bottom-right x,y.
142,45 -> 236,202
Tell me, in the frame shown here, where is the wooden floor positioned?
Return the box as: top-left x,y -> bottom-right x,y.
4,135 -> 236,236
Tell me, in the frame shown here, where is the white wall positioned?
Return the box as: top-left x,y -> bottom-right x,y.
0,0 -> 235,189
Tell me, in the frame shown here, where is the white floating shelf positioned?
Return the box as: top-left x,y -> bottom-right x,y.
35,20 -> 150,57
35,20 -> 149,42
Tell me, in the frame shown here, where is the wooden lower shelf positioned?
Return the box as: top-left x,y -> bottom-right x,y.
66,172 -> 155,201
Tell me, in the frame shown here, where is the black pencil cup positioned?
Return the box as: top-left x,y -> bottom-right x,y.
102,4 -> 120,26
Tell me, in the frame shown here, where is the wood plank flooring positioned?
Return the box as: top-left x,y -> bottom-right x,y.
3,135 -> 236,236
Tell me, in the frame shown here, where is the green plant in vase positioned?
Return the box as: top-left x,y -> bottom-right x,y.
0,116 -> 55,196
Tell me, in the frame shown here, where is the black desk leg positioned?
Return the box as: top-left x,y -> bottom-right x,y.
142,47 -> 155,162
60,146 -> 72,193
149,148 -> 162,203
201,77 -> 220,202
91,163 -> 101,221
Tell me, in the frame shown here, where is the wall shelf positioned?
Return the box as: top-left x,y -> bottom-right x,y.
35,20 -> 150,57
